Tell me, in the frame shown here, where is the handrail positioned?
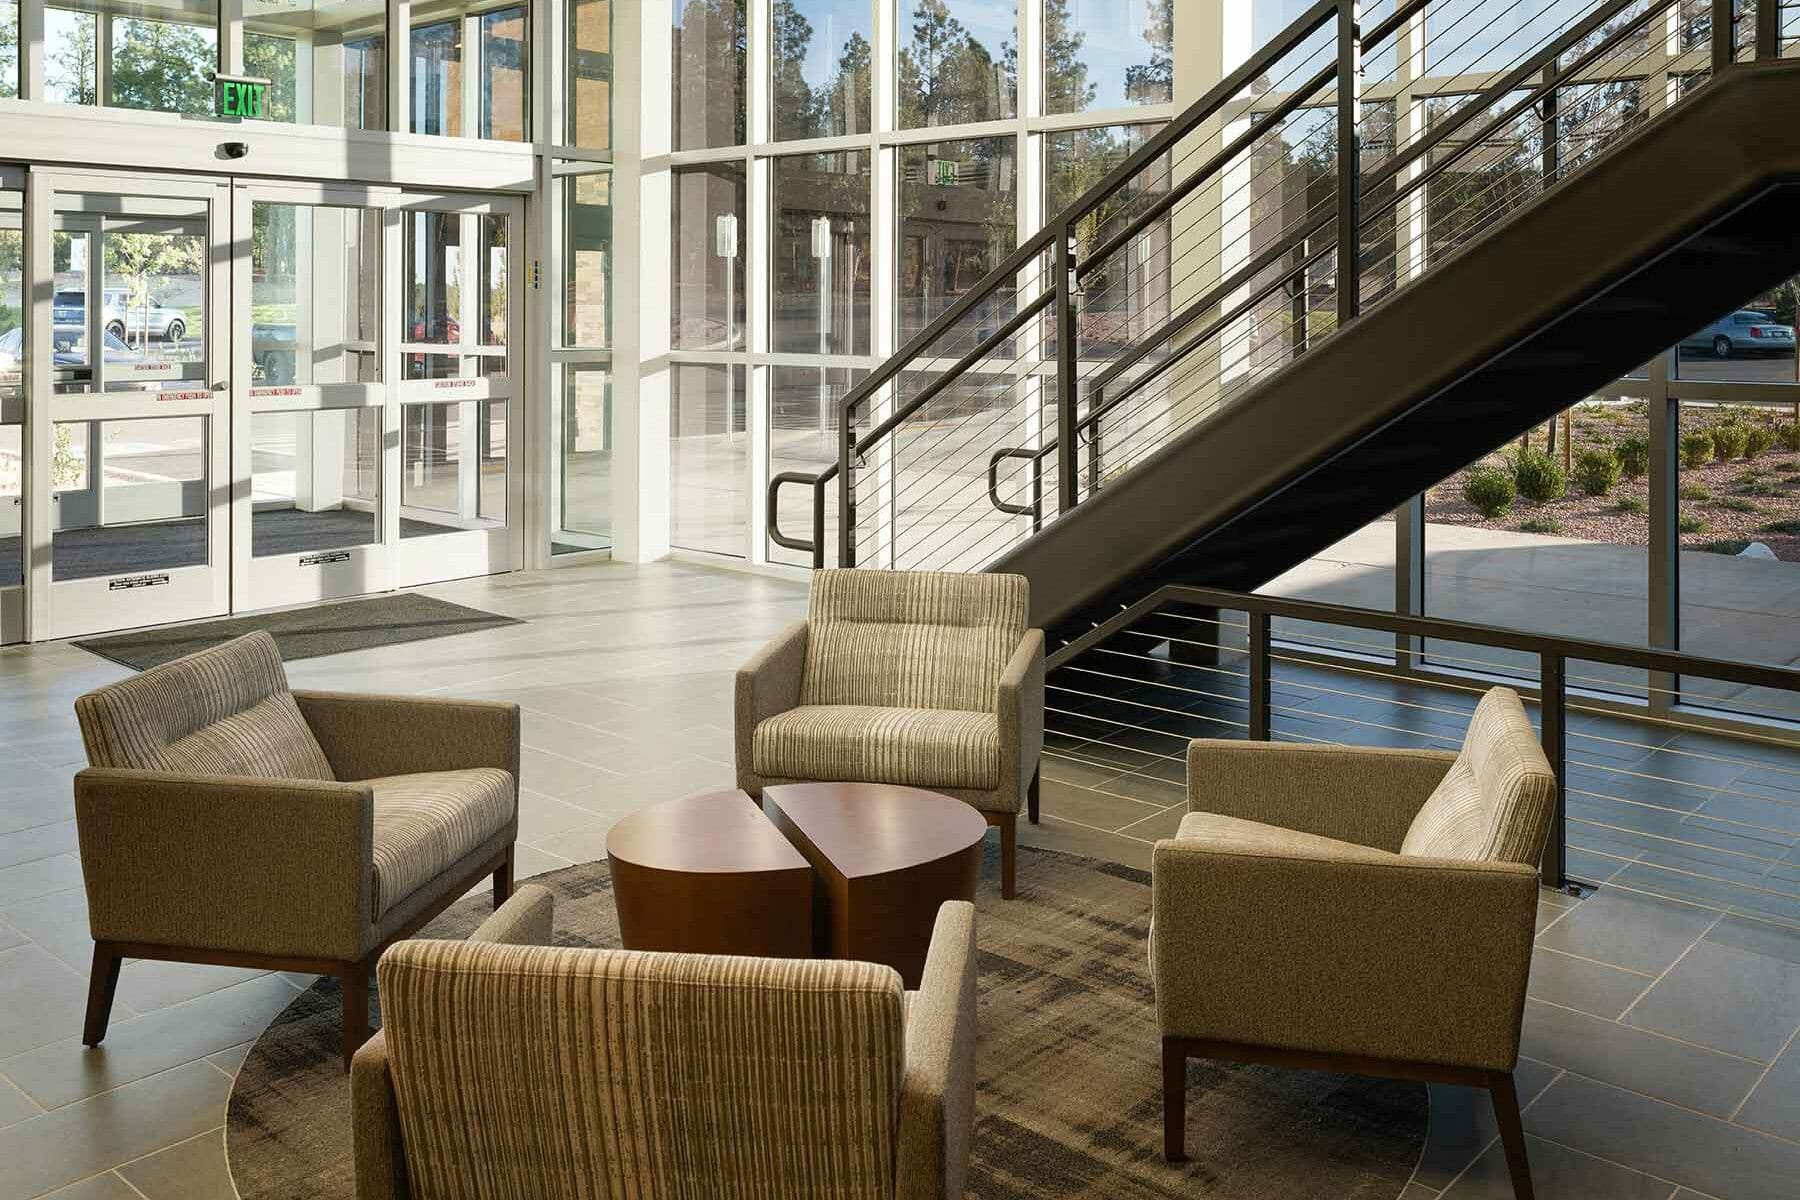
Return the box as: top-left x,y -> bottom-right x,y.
768,466 -> 838,561
986,446 -> 1051,529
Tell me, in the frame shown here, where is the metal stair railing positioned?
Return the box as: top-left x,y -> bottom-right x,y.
767,0 -> 1787,573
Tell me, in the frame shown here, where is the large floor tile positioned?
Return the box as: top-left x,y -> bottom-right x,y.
0,972 -> 299,1109
117,1128 -> 234,1200
1527,948 -> 1653,1019
1623,937 -> 1800,1061
0,854 -> 84,906
1732,1028 -> 1800,1140
1412,1058 -> 1560,1190
1525,1071 -> 1800,1200
0,944 -> 103,1058
1440,1133 -> 1679,1199
1520,1000 -> 1763,1117
0,1076 -> 40,1130
36,1176 -> 142,1200
1533,888 -> 1718,975
0,821 -> 78,871
0,1061 -> 229,1200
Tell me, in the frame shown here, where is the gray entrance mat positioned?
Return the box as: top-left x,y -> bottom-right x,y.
74,593 -> 524,671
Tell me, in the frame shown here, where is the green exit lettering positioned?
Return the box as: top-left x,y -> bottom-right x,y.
217,79 -> 266,119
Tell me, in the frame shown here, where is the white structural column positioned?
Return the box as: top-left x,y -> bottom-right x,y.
612,0 -> 670,561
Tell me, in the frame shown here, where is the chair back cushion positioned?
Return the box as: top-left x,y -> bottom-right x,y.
379,940 -> 906,1200
1400,687 -> 1557,865
74,631 -> 335,781
801,569 -> 1028,713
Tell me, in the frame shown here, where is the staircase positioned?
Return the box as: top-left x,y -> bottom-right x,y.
769,0 -> 1800,648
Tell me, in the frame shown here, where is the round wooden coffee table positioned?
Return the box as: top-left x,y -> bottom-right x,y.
606,790 -> 813,958
762,782 -> 987,988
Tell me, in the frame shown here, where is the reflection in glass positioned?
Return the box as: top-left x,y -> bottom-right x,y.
480,214 -> 508,347
1045,0 -> 1173,113
772,152 -> 870,356
1,211 -> 20,588
768,366 -> 859,567
897,137 -> 1016,342
411,17 -> 463,136
251,408 -> 381,556
402,402 -> 462,521
405,211 -> 463,380
52,417 -> 209,580
100,220 -> 207,393
562,171 -> 612,348
1046,124 -> 1167,357
671,164 -> 747,351
670,363 -> 746,556
245,0 -> 386,128
480,6 -> 529,141
773,0 -> 871,140
45,8 -> 97,105
251,203 -> 382,387
567,0 -> 611,148
1,0 -> 17,98
110,1 -> 219,116
672,0 -> 746,150
1424,93 -> 1542,265
897,0 -> 1014,127
557,365 -> 611,550
478,401 -> 507,520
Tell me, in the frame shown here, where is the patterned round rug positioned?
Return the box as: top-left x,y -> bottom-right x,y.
226,842 -> 1427,1199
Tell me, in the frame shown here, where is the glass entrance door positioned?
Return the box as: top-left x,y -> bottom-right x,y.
232,182 -> 397,611
27,171 -> 230,640
394,196 -> 522,586
0,177 -> 23,645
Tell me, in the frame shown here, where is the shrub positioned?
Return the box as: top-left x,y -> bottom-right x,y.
1573,447 -> 1621,496
1617,435 -> 1650,480
1711,422 -> 1749,460
1613,495 -> 1648,515
1679,511 -> 1708,534
1511,446 -> 1567,503
1779,422 -> 1800,452
1720,497 -> 1768,514
1679,484 -> 1713,502
1759,518 -> 1800,535
1681,431 -> 1715,470
1740,481 -> 1784,497
1518,516 -> 1564,535
1745,424 -> 1777,459
1462,465 -> 1516,519
1696,539 -> 1752,556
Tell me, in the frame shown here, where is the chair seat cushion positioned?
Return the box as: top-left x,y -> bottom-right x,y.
1175,811 -> 1396,861
370,768 -> 516,918
753,705 -> 1001,791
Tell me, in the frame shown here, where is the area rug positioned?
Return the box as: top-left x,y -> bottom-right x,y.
226,844 -> 1427,1199
74,593 -> 522,670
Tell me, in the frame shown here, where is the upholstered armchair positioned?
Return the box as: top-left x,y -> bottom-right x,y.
1152,687 -> 1556,1200
353,891 -> 979,1200
736,568 -> 1044,898
72,631 -> 520,1072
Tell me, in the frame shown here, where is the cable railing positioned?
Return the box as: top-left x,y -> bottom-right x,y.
1046,583 -> 1800,913
767,0 -> 1789,576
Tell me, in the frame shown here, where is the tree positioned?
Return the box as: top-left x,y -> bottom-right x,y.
47,13 -> 97,106
898,0 -> 1010,127
1123,0 -> 1174,106
674,0 -> 747,147
245,34 -> 298,123
1,2 -> 18,99
110,17 -> 212,115
105,232 -> 202,347
1042,0 -> 1094,114
770,0 -> 818,139
827,31 -> 873,137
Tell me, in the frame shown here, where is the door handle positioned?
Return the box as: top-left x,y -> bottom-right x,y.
212,382 -> 228,391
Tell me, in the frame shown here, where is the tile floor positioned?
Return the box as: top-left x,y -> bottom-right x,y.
0,558 -> 1796,1197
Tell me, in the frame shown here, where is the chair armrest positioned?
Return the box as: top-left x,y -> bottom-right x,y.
292,691 -> 520,784
1187,739 -> 1458,852
996,630 -> 1046,812
351,1033 -> 411,1200
736,621 -> 809,775
895,901 -> 977,1200
467,884 -> 555,946
1151,839 -> 1538,1072
74,768 -> 373,961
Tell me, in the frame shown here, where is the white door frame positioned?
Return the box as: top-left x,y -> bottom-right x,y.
392,191 -> 525,588
0,169 -> 26,645
27,167 -> 231,641
231,179 -> 402,613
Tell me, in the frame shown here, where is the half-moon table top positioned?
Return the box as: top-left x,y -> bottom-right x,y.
761,781 -> 989,878
605,789 -> 809,874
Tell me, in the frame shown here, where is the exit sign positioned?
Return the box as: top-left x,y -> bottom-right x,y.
215,74 -> 271,119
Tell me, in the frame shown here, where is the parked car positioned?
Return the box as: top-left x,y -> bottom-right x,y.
50,288 -> 190,343
0,325 -> 147,370
1680,310 -> 1797,359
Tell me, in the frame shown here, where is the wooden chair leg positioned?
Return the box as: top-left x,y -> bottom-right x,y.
82,943 -> 124,1046
999,812 -> 1017,900
493,843 -> 516,908
1488,1071 -> 1536,1200
340,959 -> 371,1074
1162,1037 -> 1188,1163
1027,768 -> 1041,825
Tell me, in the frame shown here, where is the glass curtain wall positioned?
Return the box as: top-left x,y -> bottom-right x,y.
665,0 -> 1176,562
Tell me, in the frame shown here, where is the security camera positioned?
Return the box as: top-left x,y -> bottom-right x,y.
220,141 -> 251,160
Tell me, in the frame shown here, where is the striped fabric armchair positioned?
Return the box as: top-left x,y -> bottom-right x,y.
1152,687 -> 1557,1200
736,569 -> 1045,898
353,890 -> 979,1200
72,631 -> 520,1071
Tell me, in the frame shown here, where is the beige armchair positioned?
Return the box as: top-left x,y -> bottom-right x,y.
72,631 -> 520,1071
737,568 -> 1044,898
353,891 -> 978,1200
1152,687 -> 1556,1200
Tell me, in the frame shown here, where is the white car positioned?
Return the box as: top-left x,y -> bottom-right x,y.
51,288 -> 190,343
